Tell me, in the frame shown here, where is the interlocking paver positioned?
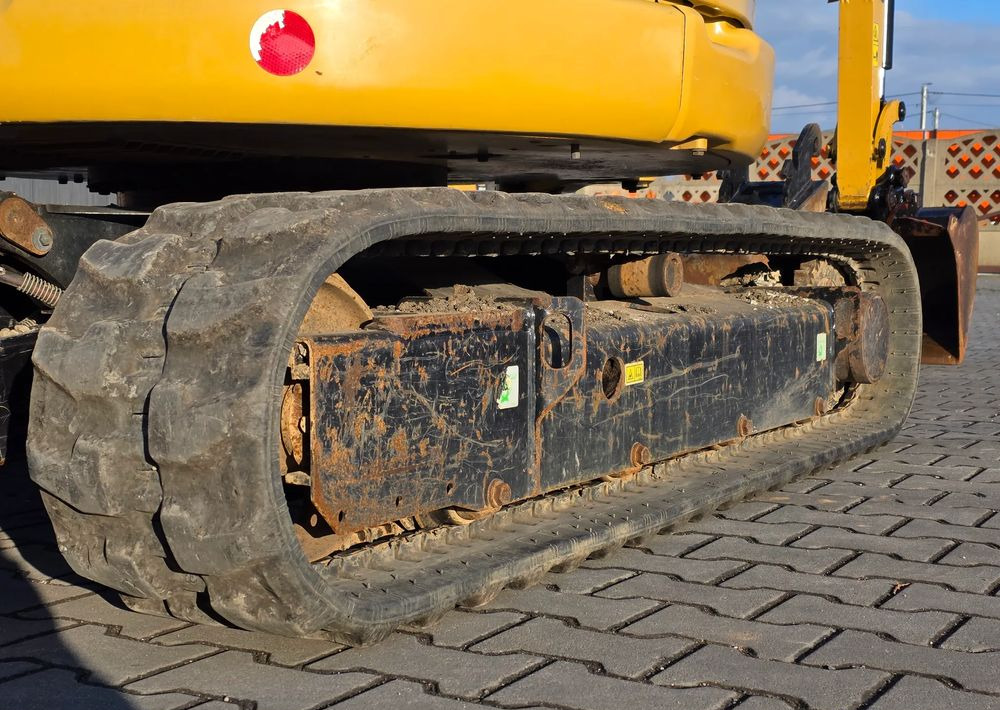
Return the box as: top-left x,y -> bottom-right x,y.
881,581 -> 1000,618
938,542 -> 1000,567
867,676 -> 997,710
489,660 -> 737,710
130,650 -> 376,710
753,491 -> 864,511
792,526 -> 951,561
685,537 -> 853,573
756,506 -> 904,534
891,517 -> 1000,545
721,564 -> 895,605
544,566 -> 635,594
19,593 -> 187,641
676,518 -> 812,545
634,532 -> 715,557
758,594 -> 958,644
417,610 -> 526,648
310,633 -> 543,699
583,548 -> 744,582
805,629 -> 1000,694
597,573 -> 785,618
0,668 -> 203,710
330,680 -> 483,709
651,644 -> 888,710
622,604 -> 832,661
862,460 -> 981,481
715,501 -> 780,521
153,623 -> 343,666
939,616 -> 1000,652
0,582 -> 90,616
474,617 -> 692,678
845,499 -> 991,525
480,585 -> 658,630
833,552 -> 1000,592
807,482 -> 940,506
0,625 -> 212,685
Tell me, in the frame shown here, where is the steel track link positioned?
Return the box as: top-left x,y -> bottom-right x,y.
27,188 -> 921,642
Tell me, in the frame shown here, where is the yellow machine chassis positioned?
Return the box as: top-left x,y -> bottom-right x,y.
0,0 -> 772,171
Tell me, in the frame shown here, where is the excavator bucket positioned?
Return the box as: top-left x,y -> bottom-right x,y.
897,206 -> 980,365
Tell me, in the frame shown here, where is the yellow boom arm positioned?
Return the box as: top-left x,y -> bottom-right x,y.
835,0 -> 904,211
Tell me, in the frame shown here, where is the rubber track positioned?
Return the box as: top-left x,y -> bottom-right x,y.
28,188 -> 921,642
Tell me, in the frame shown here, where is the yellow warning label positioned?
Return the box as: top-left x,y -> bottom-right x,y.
625,361 -> 645,386
873,23 -> 881,67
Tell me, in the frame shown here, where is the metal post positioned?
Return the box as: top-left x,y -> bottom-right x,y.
920,84 -> 930,135
934,108 -> 940,134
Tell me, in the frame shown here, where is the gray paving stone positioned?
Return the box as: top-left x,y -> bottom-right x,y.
716,501 -> 780,521
882,584 -> 1000,622
758,594 -> 958,645
418,610 -> 526,648
474,617 -> 692,679
811,467 -> 909,487
932,492 -> 1000,510
634,532 -> 715,557
891,517 -> 1000,546
0,544 -> 76,584
939,616 -> 1000,652
544,566 -> 636,594
597,573 -> 785,618
0,661 -> 44,680
896,474 -> 1000,495
310,633 -> 542,699
721,564 -> 895,605
753,491 -> 864,511
130,650 -> 375,710
651,644 -> 887,710
970,468 -> 1000,484
846,499 -> 991,525
0,614 -> 76,646
585,547 -> 744,582
622,604 -> 832,661
153,623 -> 342,666
0,668 -> 201,710
805,629 -> 1000,694
833,553 -> 1000,593
938,542 -> 1000,567
756,506 -> 904,535
808,482 -> 940,506
19,593 -> 187,641
489,660 -> 736,710
0,581 -> 91,615
480,586 -> 658,630
733,696 -> 796,709
867,676 -> 998,710
677,518 -> 813,545
0,624 -> 212,685
330,680 -> 483,709
862,460 -> 981,481
791,526 -> 951,561
686,537 -> 853,574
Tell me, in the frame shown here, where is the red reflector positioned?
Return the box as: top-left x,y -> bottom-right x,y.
250,10 -> 316,76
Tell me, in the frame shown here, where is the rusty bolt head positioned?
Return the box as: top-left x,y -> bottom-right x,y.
33,227 -> 53,249
737,415 -> 753,438
486,479 -> 512,510
814,397 -> 828,417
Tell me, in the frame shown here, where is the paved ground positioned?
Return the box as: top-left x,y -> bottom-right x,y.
3,277 -> 1000,710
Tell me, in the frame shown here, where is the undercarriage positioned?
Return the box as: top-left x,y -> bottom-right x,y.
27,189 -> 919,642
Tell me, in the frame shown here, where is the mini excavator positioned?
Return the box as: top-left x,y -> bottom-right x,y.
0,0 -> 977,641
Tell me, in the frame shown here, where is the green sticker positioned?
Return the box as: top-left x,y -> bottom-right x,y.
816,332 -> 828,362
497,365 -> 519,410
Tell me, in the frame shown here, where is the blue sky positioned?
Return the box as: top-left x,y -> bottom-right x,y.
757,0 -> 1000,133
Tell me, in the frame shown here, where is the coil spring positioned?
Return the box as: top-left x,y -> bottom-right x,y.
19,272 -> 62,309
